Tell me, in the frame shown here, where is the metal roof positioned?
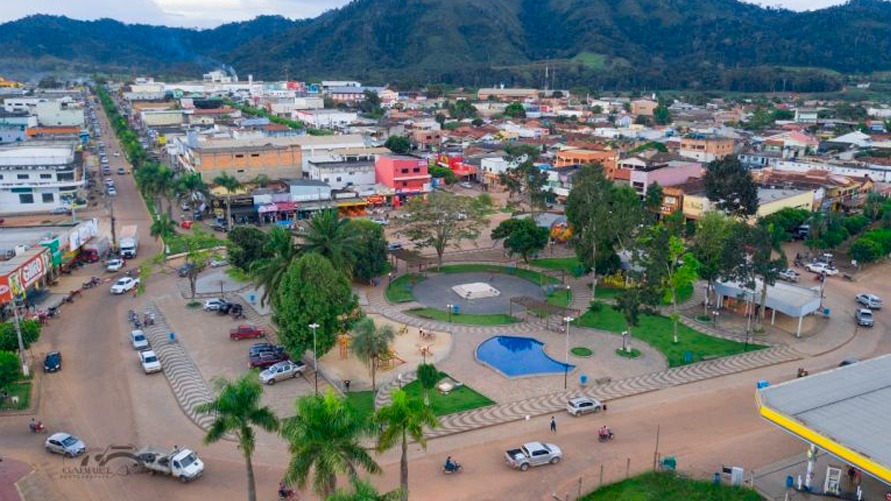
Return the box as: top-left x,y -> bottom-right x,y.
757,354 -> 891,484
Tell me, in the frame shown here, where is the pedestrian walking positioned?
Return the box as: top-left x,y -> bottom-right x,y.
550,416 -> 556,433
602,402 -> 607,413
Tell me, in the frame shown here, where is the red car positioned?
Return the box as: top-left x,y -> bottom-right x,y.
230,324 -> 266,341
249,351 -> 289,369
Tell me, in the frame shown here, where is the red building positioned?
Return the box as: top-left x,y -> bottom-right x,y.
437,152 -> 476,179
374,155 -> 432,203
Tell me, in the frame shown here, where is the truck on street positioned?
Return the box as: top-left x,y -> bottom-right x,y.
504,441 -> 563,471
119,225 -> 139,258
82,238 -> 110,263
136,446 -> 204,482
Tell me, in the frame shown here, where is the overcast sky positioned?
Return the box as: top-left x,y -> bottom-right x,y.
0,0 -> 851,29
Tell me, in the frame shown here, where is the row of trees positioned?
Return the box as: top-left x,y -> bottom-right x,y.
198,374 -> 437,501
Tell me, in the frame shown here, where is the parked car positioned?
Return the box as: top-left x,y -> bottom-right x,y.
203,298 -> 227,311
805,262 -> 838,276
43,351 -> 62,372
230,325 -> 265,341
110,277 -> 139,294
50,207 -> 71,215
116,167 -> 126,175
211,222 -> 229,233
139,350 -> 162,373
854,308 -> 875,327
249,343 -> 285,357
107,187 -> 117,197
106,258 -> 124,272
45,432 -> 86,457
210,257 -> 228,268
855,293 -> 883,309
566,397 -> 602,416
259,360 -> 306,385
371,218 -> 389,226
387,243 -> 403,252
778,269 -> 800,282
131,330 -> 149,350
504,441 -> 563,471
249,351 -> 289,369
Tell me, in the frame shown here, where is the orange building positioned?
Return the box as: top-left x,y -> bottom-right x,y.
679,136 -> 735,163
187,142 -> 302,182
554,149 -> 618,174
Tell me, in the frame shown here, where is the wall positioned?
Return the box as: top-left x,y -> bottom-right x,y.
195,146 -> 302,183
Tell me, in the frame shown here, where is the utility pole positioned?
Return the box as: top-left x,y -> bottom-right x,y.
109,201 -> 117,252
12,294 -> 29,377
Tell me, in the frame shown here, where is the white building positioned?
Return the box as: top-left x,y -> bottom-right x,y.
774,158 -> 891,183
294,109 -> 358,129
3,97 -> 47,114
0,141 -> 84,215
306,155 -> 376,190
35,100 -> 84,127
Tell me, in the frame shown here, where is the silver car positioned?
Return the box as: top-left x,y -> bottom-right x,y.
259,360 -> 305,385
855,293 -> 882,310
45,432 -> 86,457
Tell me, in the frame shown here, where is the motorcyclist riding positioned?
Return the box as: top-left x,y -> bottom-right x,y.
278,481 -> 295,499
598,425 -> 613,441
29,418 -> 45,433
444,456 -> 460,473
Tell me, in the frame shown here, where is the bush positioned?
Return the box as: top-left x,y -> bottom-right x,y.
0,351 -> 22,391
850,238 -> 883,263
842,215 -> 870,235
0,320 -> 40,352
861,229 -> 891,254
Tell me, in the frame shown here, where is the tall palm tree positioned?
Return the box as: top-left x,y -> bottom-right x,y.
195,374 -> 279,501
282,391 -> 380,498
375,390 -> 439,501
349,318 -> 394,392
326,477 -> 402,501
177,172 -> 210,215
302,209 -> 360,276
214,172 -> 243,227
149,213 -> 177,244
252,226 -> 299,306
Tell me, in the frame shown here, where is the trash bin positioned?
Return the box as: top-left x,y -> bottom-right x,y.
453,305 -> 460,315
786,475 -> 794,488
660,456 -> 677,471
714,472 -> 721,485
823,308 -> 830,317
579,374 -> 588,386
757,380 -> 770,389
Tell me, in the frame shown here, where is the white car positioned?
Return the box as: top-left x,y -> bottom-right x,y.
131,330 -> 149,350
106,258 -> 124,272
566,397 -> 603,416
203,298 -> 227,311
107,187 -> 117,196
45,432 -> 86,457
778,269 -> 800,282
371,218 -> 389,226
110,277 -> 139,294
139,350 -> 162,373
259,360 -> 306,385
805,262 -> 838,276
210,257 -> 228,268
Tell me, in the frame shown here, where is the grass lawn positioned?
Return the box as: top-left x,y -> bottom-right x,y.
571,347 -> 593,357
433,264 -> 560,285
0,382 -> 32,411
592,287 -> 623,300
592,283 -> 693,305
581,471 -> 763,501
345,391 -> 375,421
402,373 -> 495,416
386,273 -> 425,303
578,302 -> 757,367
166,231 -> 225,255
407,307 -> 519,325
547,287 -> 573,308
531,257 -> 587,277
225,266 -> 250,282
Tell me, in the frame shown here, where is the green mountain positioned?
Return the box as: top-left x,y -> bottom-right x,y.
2,0 -> 890,91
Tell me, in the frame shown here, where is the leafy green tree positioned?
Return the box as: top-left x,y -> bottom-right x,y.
434,113 -> 446,125
639,225 -> 700,343
195,374 -> 279,501
653,105 -> 672,125
350,219 -> 388,284
691,212 -> 736,314
490,218 -> 549,262
863,191 -> 885,221
183,231 -> 214,298
384,136 -> 411,154
374,390 -> 439,501
499,145 -> 550,216
429,165 -> 457,184
613,287 -> 643,353
150,213 -> 177,244
471,118 -> 484,127
415,364 -> 439,406
301,209 -> 360,277
397,192 -> 486,265
214,172 -> 243,227
349,318 -> 394,392
0,320 -> 41,352
326,477 -> 402,501
273,253 -> 358,360
358,90 -> 383,117
849,238 -> 883,263
644,182 -> 664,217
283,391 -> 380,498
227,226 -> 271,272
0,351 -> 21,391
703,156 -> 759,218
176,172 -> 209,214
592,105 -> 603,114
504,102 -> 526,118
447,100 -> 478,120
253,226 -> 299,305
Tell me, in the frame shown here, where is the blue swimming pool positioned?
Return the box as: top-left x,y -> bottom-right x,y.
476,335 -> 575,377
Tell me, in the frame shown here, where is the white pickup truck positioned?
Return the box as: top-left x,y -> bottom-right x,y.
504,441 -> 563,471
136,446 -> 205,482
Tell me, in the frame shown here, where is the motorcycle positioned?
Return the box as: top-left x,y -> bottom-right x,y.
598,430 -> 615,442
29,421 -> 47,433
442,461 -> 463,474
278,483 -> 296,499
82,277 -> 101,289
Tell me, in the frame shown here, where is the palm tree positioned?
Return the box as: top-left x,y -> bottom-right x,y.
214,172 -> 242,228
195,374 -> 279,501
326,477 -> 402,501
301,209 -> 360,276
349,318 -> 395,392
149,213 -> 177,245
375,390 -> 439,501
282,391 -> 380,498
252,226 -> 299,306
177,172 -> 209,214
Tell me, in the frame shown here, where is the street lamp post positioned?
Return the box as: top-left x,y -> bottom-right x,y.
447,304 -> 453,323
563,316 -> 574,390
309,323 -> 320,395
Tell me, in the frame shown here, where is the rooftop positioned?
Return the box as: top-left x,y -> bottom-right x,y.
0,142 -> 76,166
758,187 -> 809,204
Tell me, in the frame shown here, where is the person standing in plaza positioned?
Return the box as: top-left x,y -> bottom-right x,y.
550,416 -> 557,433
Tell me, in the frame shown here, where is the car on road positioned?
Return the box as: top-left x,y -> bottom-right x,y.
210,257 -> 228,268
249,350 -> 289,369
854,308 -> 875,327
107,186 -> 117,197
249,343 -> 285,357
504,441 -> 563,471
139,350 -> 162,373
203,298 -> 227,311
839,358 -> 861,367
805,262 -> 838,275
43,351 -> 62,372
110,277 -> 139,294
566,397 -> 602,416
259,360 -> 306,385
371,218 -> 389,226
106,258 -> 124,272
113,152 -> 121,157
50,206 -> 71,215
45,432 -> 86,457
116,167 -> 126,175
387,243 -> 403,252
855,293 -> 883,309
230,325 -> 265,341
131,330 -> 149,350
211,222 -> 230,233
778,269 -> 800,282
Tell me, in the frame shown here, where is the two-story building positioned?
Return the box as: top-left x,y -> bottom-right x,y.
554,148 -> 619,173
293,109 -> 358,129
679,136 -> 735,163
174,133 -> 304,182
0,141 -> 84,215
306,154 -> 377,190
374,155 -> 431,205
